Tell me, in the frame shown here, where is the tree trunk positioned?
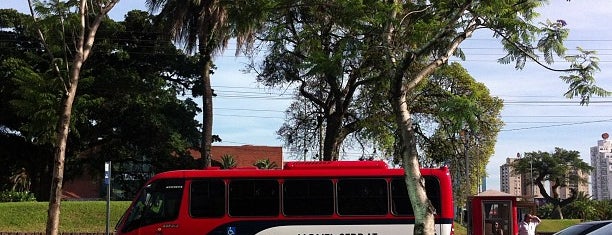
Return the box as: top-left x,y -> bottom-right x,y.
322,113 -> 343,161
537,180 -> 568,219
551,184 -> 563,219
200,52 -> 213,168
43,1 -> 117,234
46,72 -> 79,235
551,204 -> 564,219
46,22 -> 87,235
391,75 -> 435,235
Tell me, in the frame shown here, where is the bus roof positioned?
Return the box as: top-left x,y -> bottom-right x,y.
284,160 -> 389,170
148,161 -> 450,182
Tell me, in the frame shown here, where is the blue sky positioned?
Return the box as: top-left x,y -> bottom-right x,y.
4,1 -> 612,192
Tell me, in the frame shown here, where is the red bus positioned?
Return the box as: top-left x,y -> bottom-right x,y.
115,161 -> 454,235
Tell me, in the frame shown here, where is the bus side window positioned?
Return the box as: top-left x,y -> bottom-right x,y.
424,176 -> 442,214
391,178 -> 413,216
391,176 -> 441,216
283,179 -> 334,216
190,179 -> 225,217
122,179 -> 184,233
229,179 -> 279,216
337,178 -> 388,216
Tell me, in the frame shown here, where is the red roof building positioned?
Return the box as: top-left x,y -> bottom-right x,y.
62,145 -> 283,199
187,145 -> 283,168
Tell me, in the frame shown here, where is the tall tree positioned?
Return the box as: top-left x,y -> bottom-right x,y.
146,0 -> 268,167
255,1 -> 606,233
1,8 -> 203,200
1,8 -> 62,201
513,148 -> 592,219
255,0 -> 388,161
70,9 -> 202,199
25,1 -> 119,234
416,62 -> 503,208
376,1 -> 606,234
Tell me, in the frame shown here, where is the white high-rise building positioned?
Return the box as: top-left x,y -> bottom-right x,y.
590,133 -> 612,200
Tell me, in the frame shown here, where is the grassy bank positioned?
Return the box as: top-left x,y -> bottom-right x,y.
0,201 -> 131,232
453,219 -> 580,235
0,201 -> 581,233
537,219 -> 581,233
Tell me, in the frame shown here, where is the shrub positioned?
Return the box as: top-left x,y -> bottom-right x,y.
0,190 -> 36,202
253,159 -> 278,169
220,154 -> 237,169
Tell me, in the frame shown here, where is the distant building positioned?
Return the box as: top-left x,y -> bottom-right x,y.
552,168 -> 589,200
499,156 -> 542,199
62,145 -> 283,200
500,158 -> 522,196
590,133 -> 612,200
501,150 -> 591,201
187,145 -> 283,168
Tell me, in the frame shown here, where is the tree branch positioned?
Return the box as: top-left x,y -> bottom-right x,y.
490,28 -> 582,73
28,0 -> 69,93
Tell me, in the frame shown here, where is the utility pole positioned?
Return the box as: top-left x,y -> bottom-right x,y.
530,153 -> 534,201
461,130 -> 470,196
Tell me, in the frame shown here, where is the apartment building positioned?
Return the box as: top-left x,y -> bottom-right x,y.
590,133 -> 612,200
500,156 -> 542,199
501,150 -> 591,201
553,168 -> 589,199
500,157 -> 522,196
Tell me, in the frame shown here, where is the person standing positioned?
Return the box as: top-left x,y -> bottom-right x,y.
519,213 -> 541,235
493,222 -> 504,235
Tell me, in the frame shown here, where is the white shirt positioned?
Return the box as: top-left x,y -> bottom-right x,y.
518,221 -> 540,235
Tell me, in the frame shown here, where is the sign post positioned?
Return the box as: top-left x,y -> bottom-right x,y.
104,161 -> 111,235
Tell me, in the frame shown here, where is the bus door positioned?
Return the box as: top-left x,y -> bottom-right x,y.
118,179 -> 185,235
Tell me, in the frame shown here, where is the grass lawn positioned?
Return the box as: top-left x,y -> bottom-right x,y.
0,201 -> 582,233
453,219 -> 581,235
0,201 -> 131,232
537,219 -> 581,233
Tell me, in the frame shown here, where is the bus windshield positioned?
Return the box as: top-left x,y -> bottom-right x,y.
121,179 -> 184,233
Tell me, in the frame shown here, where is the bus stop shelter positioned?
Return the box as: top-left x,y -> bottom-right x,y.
467,190 -> 536,235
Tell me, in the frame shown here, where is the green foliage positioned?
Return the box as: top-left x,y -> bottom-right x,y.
415,63 -> 503,201
561,198 -> 612,221
0,8 -> 202,200
0,190 -> 36,202
220,154 -> 237,169
561,48 -> 611,104
253,159 -> 278,169
145,0 -> 268,167
256,0 -> 398,161
492,15 -> 609,105
513,148 -> 592,219
514,148 -> 592,186
537,203 -> 555,218
3,58 -> 62,146
9,168 -> 31,192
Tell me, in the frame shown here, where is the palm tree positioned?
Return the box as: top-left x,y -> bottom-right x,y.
146,0 -> 266,168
